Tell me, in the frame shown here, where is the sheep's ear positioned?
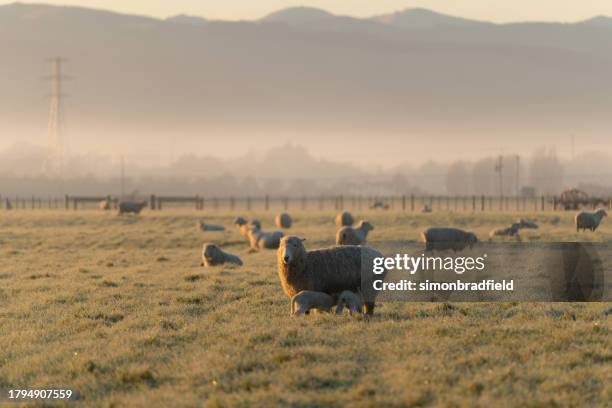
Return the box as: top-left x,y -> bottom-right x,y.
301,238 -> 306,242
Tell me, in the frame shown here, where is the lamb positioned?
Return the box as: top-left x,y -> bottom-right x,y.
278,236 -> 385,315
118,200 -> 147,215
421,227 -> 478,252
335,221 -> 374,245
290,290 -> 335,316
198,221 -> 225,232
335,290 -> 363,315
335,211 -> 355,227
575,209 -> 607,232
275,213 -> 293,229
200,243 -> 243,267
248,228 -> 284,250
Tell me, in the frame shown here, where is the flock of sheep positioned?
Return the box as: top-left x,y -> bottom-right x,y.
196,207 -> 607,316
99,198 -> 608,315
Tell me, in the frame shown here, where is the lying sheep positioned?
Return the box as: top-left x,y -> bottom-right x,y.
248,229 -> 284,250
421,204 -> 432,213
198,221 -> 225,232
370,201 -> 389,210
335,290 -> 363,315
421,227 -> 478,252
575,209 -> 607,232
489,223 -> 521,239
336,221 -> 374,245
275,213 -> 293,229
200,243 -> 243,267
516,218 -> 539,229
290,290 -> 335,316
118,200 -> 147,215
278,236 -> 385,315
335,211 -> 355,227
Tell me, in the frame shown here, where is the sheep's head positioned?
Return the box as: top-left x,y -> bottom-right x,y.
467,232 -> 478,246
279,236 -> 306,265
234,217 -> 247,226
250,220 -> 262,231
202,244 -> 222,262
516,218 -> 538,229
597,209 -> 608,217
360,221 -> 374,232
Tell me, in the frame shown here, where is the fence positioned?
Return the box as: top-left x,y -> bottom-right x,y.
1,194 -> 611,212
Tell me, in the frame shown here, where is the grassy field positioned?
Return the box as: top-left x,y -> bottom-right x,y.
0,210 -> 610,407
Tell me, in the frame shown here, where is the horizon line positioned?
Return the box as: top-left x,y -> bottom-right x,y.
2,1 -> 611,25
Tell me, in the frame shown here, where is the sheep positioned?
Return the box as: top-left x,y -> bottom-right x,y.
118,200 -> 147,215
335,290 -> 363,315
335,211 -> 355,227
275,212 -> 293,229
516,218 -> 539,229
421,227 -> 478,252
198,221 -> 225,232
290,290 -> 335,316
335,221 -> 374,246
248,228 -> 284,250
201,243 -> 243,267
237,219 -> 262,237
575,209 -> 607,232
421,204 -> 432,213
99,199 -> 111,211
489,223 -> 521,238
277,236 -> 385,315
370,201 -> 389,210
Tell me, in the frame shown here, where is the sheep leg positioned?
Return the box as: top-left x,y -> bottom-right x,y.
364,302 -> 375,315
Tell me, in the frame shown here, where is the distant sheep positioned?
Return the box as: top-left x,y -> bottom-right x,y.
118,201 -> 147,215
99,199 -> 111,211
370,201 -> 389,210
516,218 -> 539,229
421,227 -> 478,252
236,219 -> 262,237
575,209 -> 607,232
335,290 -> 363,315
336,221 -> 374,245
335,211 -> 355,227
248,229 -> 284,250
421,204 -> 432,213
201,243 -> 243,267
290,290 -> 335,316
275,213 -> 293,229
489,223 -> 521,238
198,221 -> 225,232
277,236 -> 385,314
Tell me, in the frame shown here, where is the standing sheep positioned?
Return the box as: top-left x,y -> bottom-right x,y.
277,236 -> 385,315
421,227 -> 478,252
335,211 -> 355,227
336,221 -> 374,245
248,229 -> 284,250
237,219 -> 262,237
275,213 -> 293,229
290,290 -> 335,316
335,290 -> 363,315
201,243 -> 243,267
575,209 -> 607,232
198,221 -> 225,232
118,201 -> 147,215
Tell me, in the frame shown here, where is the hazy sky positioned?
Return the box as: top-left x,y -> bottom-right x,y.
4,0 -> 612,22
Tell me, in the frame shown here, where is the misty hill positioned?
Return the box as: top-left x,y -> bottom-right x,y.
373,8 -> 489,28
1,2 -> 612,163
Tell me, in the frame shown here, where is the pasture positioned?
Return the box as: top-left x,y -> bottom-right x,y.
0,210 -> 610,407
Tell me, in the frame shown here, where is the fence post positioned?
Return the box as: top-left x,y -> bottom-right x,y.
150,195 -> 156,211
541,195 -> 545,211
247,196 -> 251,211
264,195 -> 269,211
301,196 -> 306,211
65,195 -> 69,210
402,195 -> 406,211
